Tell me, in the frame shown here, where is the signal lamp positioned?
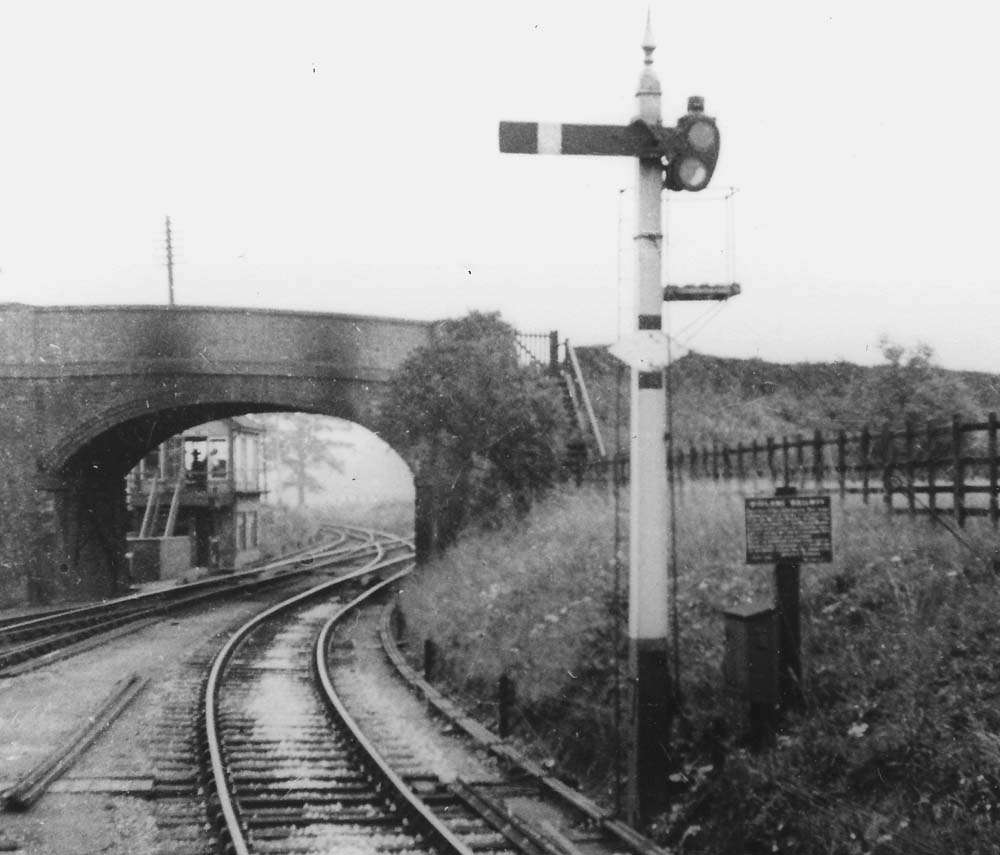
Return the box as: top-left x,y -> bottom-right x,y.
663,96 -> 720,192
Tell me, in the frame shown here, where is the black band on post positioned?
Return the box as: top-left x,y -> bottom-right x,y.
638,371 -> 663,389
638,314 -> 662,330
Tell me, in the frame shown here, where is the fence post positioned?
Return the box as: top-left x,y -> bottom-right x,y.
548,331 -> 560,375
424,638 -> 438,681
795,433 -> 805,488
751,440 -> 760,488
782,436 -> 791,488
861,426 -> 871,505
767,437 -> 776,486
837,430 -> 847,502
905,419 -> 916,517
711,441 -> 719,481
736,441 -> 745,485
990,412 -> 998,528
927,421 -> 937,517
953,414 -> 965,528
499,673 -> 516,738
690,444 -> 698,480
811,429 -> 822,491
881,423 -> 894,515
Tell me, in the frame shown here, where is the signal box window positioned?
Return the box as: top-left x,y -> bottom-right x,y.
185,438 -> 208,488
208,437 -> 229,480
141,447 -> 161,479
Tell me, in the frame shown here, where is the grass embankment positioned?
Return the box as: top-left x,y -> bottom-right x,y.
398,484 -> 1000,854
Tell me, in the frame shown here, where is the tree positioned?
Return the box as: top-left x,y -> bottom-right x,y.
854,337 -> 977,428
378,311 -> 568,540
263,414 -> 350,507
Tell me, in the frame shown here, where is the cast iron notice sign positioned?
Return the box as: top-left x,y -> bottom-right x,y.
745,495 -> 832,564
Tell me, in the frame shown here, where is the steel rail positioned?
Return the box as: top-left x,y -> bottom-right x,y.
2,674 -> 148,810
0,558 -> 372,675
0,525 -> 403,673
203,538 -> 412,855
313,570 -> 479,855
0,526 -> 364,642
377,603 -> 671,855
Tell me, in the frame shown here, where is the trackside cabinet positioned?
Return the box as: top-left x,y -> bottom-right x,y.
723,602 -> 778,705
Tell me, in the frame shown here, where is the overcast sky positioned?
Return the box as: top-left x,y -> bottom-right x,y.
2,1 -> 999,372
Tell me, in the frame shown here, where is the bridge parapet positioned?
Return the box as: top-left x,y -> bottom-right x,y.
0,304 -> 433,382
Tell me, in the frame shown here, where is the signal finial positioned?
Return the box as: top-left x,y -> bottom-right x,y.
642,8 -> 656,65
636,10 -> 661,122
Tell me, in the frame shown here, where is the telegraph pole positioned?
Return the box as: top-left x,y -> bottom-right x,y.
499,14 -> 721,825
165,216 -> 175,307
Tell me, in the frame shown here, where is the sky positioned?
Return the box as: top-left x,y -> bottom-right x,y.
2,2 -> 1000,372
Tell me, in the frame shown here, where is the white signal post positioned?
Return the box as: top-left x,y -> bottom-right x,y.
498,14 -> 719,824
627,19 -> 672,825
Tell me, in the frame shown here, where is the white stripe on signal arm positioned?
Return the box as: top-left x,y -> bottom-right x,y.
536,123 -> 562,154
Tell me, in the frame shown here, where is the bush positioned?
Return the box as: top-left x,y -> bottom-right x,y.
400,479 -> 1000,851
377,311 -> 568,542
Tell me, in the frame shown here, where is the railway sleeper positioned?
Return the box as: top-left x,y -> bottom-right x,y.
249,825 -> 421,847
234,783 -> 373,797
236,792 -> 382,808
223,747 -> 350,760
222,734 -> 346,747
242,808 -> 399,828
230,771 -> 366,784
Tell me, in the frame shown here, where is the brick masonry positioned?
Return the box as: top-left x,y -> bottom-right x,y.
0,304 -> 432,606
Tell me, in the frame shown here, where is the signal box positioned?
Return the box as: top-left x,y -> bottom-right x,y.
722,602 -> 779,705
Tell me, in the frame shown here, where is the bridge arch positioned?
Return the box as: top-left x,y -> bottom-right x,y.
0,304 -> 432,606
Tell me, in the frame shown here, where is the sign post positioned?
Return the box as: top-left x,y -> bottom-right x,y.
775,556 -> 803,708
745,488 -> 832,709
499,15 -> 720,824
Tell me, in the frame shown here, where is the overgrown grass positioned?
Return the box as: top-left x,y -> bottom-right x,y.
397,488 -> 622,783
399,482 -> 1000,853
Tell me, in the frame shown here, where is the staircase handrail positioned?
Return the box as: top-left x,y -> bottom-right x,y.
138,473 -> 159,538
163,475 -> 184,538
566,342 -> 607,459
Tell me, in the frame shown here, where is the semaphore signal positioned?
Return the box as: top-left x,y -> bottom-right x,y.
498,13 -> 724,825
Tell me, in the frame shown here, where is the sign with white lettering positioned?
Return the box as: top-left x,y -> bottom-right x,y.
745,496 -> 832,564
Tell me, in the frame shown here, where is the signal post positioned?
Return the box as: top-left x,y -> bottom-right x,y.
499,17 -> 720,824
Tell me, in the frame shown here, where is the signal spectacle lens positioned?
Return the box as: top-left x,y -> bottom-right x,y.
678,157 -> 708,190
687,120 -> 716,152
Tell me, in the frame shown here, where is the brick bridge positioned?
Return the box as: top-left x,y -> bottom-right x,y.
0,304 -> 433,607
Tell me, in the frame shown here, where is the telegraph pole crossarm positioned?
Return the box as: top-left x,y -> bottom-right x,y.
498,14 -> 721,827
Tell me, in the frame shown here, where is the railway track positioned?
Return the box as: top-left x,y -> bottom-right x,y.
205,549 -> 513,855
201,532 -> 666,855
0,525 -> 397,677
4,524 -> 669,855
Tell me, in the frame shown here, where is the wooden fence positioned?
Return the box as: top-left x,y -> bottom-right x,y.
583,413 -> 1000,528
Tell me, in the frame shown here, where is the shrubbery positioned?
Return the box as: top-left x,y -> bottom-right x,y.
399,482 -> 1000,852
377,311 -> 568,544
